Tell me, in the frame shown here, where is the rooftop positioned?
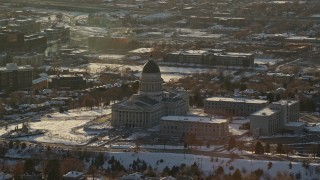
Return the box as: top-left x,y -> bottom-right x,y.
272,100 -> 299,106
0,63 -> 33,71
161,116 -> 227,124
206,97 -> 268,104
251,107 -> 277,116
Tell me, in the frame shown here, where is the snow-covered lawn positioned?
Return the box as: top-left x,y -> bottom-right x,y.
44,108 -> 111,120
16,120 -> 92,145
105,152 -> 320,179
0,108 -> 112,145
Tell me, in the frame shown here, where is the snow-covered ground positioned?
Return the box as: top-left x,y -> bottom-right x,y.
104,152 -> 320,179
0,108 -> 111,145
18,120 -> 91,145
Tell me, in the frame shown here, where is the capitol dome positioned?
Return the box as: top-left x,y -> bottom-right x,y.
139,60 -> 163,99
142,60 -> 160,73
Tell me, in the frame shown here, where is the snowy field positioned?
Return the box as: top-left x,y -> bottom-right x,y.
18,120 -> 91,145
0,108 -> 112,145
105,152 -> 320,179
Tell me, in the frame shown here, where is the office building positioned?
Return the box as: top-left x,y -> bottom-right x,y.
204,97 -> 268,117
160,115 -> 229,141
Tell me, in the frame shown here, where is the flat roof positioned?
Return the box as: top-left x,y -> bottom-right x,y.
206,97 -> 268,104
0,65 -> 33,71
251,107 -> 277,116
215,52 -> 253,58
161,116 -> 227,124
272,100 -> 298,106
169,50 -> 208,56
285,122 -> 305,127
129,48 -> 153,54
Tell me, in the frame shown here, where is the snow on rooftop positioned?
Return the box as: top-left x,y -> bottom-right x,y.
251,107 -> 277,116
284,122 -> 305,127
206,97 -> 268,104
229,123 -> 248,136
161,116 -> 227,124
129,48 -> 153,54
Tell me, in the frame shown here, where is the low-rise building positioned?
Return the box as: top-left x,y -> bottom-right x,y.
164,50 -> 254,68
160,115 -> 229,141
44,25 -> 70,43
204,97 -> 268,117
12,52 -> 44,66
49,75 -> 86,90
6,19 -> 40,35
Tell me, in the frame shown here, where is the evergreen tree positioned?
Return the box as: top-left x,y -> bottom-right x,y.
232,169 -> 242,180
255,141 -> 264,154
254,169 -> 264,178
24,159 -> 35,174
267,162 -> 273,170
45,159 -> 61,180
265,143 -> 271,153
276,143 -> 285,154
215,166 -> 224,176
228,136 -> 236,150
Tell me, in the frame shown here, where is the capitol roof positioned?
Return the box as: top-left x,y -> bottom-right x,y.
161,116 -> 227,124
142,60 -> 160,73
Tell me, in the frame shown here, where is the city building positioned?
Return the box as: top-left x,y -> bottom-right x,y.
0,30 -> 24,52
160,115 -> 229,141
12,52 -> 44,66
49,75 -> 86,90
6,19 -> 40,35
88,36 -> 134,51
204,97 -> 268,117
24,34 -> 47,52
0,53 -> 8,66
214,52 -> 254,67
0,63 -> 33,92
32,76 -> 49,91
111,60 -> 189,129
164,50 -> 254,68
44,25 -> 70,43
250,100 -> 300,137
0,30 -> 46,52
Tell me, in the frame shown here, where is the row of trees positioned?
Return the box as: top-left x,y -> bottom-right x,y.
254,141 -> 289,155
